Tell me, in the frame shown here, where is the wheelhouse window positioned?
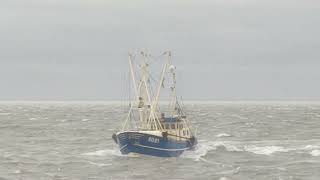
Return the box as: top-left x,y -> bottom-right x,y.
171,123 -> 176,129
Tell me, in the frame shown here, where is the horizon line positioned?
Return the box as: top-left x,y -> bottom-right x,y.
1,100 -> 320,105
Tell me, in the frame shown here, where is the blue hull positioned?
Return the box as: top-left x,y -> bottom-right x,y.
115,131 -> 196,157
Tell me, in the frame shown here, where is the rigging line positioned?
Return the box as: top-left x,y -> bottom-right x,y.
179,96 -> 194,136
128,66 -> 131,105
144,61 -> 168,86
137,64 -> 162,95
131,60 -> 143,83
131,107 -> 139,129
132,52 -> 165,86
120,69 -> 128,131
147,71 -> 158,85
145,52 -> 166,66
140,51 -> 166,64
130,109 -> 138,130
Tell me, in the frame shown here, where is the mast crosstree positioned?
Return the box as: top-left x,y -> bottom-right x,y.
122,50 -> 190,132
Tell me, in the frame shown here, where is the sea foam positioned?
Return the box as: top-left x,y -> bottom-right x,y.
82,149 -> 121,157
310,150 -> 320,156
87,161 -> 112,167
216,133 -> 232,138
244,145 -> 289,155
195,140 -> 320,157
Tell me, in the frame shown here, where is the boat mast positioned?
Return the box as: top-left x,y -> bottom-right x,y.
166,52 -> 179,116
121,53 -> 139,131
147,51 -> 171,130
137,51 -> 154,129
123,50 -> 172,131
128,53 -> 138,101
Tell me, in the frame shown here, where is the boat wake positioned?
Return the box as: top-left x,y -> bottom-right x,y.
82,140 -> 320,160
244,145 -> 290,155
182,140 -> 320,160
82,149 -> 122,157
82,148 -> 142,158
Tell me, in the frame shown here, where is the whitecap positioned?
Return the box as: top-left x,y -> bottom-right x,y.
310,150 -> 320,156
87,161 -> 112,167
82,149 -> 121,157
314,114 -> 320,118
185,140 -> 320,158
182,141 -> 217,161
199,113 -> 209,116
216,167 -> 240,175
29,117 -> 37,120
245,122 -> 254,126
219,177 -> 229,180
82,118 -> 90,122
244,145 -> 289,155
231,114 -> 248,120
216,133 -> 232,138
303,145 -> 319,150
182,141 -> 242,161
58,119 -> 67,122
14,169 -> 22,174
213,141 -> 242,152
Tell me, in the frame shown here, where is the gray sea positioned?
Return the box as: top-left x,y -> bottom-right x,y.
0,102 -> 319,180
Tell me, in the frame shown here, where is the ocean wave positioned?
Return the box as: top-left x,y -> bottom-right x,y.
303,145 -> 319,150
83,141 -> 320,160
214,142 -> 242,152
199,113 -> 209,116
183,140 -> 320,159
182,141 -> 218,161
216,167 -> 240,175
310,150 -> 320,156
219,177 -> 230,180
182,141 -> 241,161
14,169 -> 22,174
87,161 -> 112,167
230,114 -> 248,120
216,133 -> 232,138
0,112 -> 11,116
243,145 -> 289,155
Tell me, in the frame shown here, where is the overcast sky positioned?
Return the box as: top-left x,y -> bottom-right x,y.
1,0 -> 320,101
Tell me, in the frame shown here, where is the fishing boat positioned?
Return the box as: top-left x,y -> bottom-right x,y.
112,50 -> 197,157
